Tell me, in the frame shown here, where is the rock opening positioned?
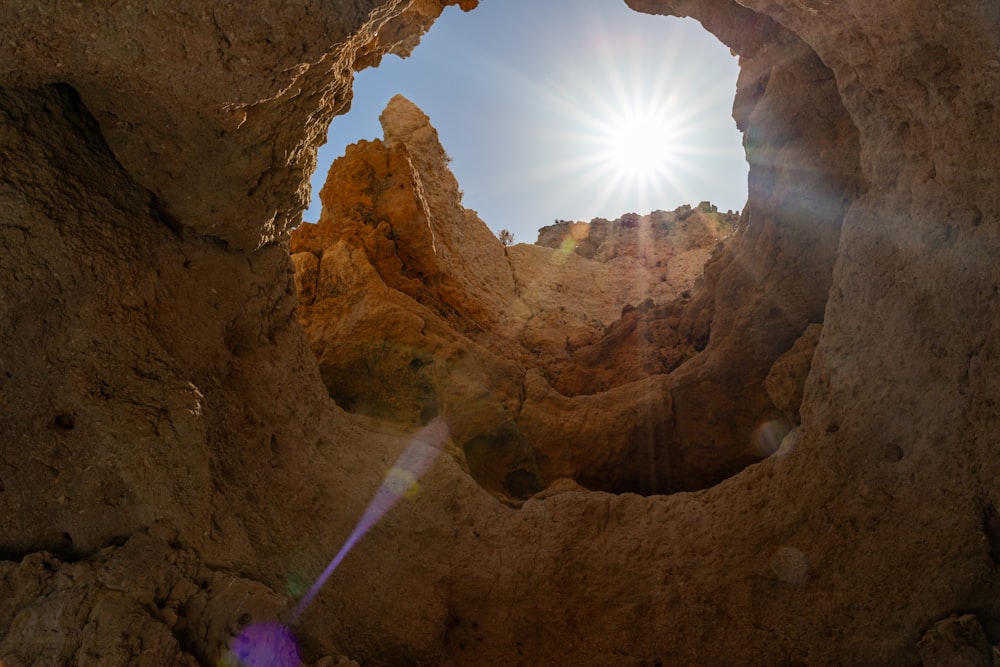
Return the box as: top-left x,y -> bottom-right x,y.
308,1 -> 749,240
290,0 -> 863,501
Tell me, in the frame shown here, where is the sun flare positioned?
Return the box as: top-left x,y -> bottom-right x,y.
599,107 -> 678,181
503,17 -> 746,224
314,3 -> 748,240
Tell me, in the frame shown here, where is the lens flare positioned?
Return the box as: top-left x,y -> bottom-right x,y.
290,415 -> 449,622
224,417 -> 450,665
753,419 -> 790,457
771,546 -> 809,585
222,622 -> 300,667
598,105 -> 679,182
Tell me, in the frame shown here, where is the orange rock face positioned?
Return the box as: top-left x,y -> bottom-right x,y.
290,95 -> 792,497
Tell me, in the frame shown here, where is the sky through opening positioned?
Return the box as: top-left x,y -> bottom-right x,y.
305,0 -> 748,243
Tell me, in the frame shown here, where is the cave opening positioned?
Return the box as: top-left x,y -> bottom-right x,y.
304,0 -> 748,242
291,0 -> 863,503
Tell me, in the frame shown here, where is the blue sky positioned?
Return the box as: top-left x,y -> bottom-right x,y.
305,0 -> 748,244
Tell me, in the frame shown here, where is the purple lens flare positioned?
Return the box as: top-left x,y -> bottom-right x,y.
290,415 -> 448,621
224,417 -> 449,665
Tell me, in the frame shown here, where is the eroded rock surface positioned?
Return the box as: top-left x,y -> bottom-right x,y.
0,0 -> 476,250
291,95 -> 741,496
0,523 -> 361,667
2,0 -> 1000,665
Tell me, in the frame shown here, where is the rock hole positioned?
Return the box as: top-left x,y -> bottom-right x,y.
269,434 -> 280,468
409,357 -> 430,370
291,0 -> 863,500
54,412 -> 75,430
462,423 -> 545,501
502,468 -> 544,500
982,503 -> 1000,563
884,442 -> 904,462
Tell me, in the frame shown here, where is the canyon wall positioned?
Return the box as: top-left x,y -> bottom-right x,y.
290,95 -> 741,497
1,0 -> 999,666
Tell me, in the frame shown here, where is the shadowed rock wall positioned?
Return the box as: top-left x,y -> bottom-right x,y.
1,0 -> 999,665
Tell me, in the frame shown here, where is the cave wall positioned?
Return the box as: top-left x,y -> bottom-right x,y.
1,0 -> 999,665
628,0 -> 867,490
0,2 -> 478,664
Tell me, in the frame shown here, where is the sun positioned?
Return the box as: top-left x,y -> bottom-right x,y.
598,106 -> 678,182
452,10 -> 746,226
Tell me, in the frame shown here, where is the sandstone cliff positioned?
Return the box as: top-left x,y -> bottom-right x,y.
1,0 -> 999,665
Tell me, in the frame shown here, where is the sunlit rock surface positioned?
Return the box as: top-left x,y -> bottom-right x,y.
291,95 -> 739,496
2,0 -> 1000,664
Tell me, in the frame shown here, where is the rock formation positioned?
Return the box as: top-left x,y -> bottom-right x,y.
1,0 -> 999,665
291,96 -> 740,497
